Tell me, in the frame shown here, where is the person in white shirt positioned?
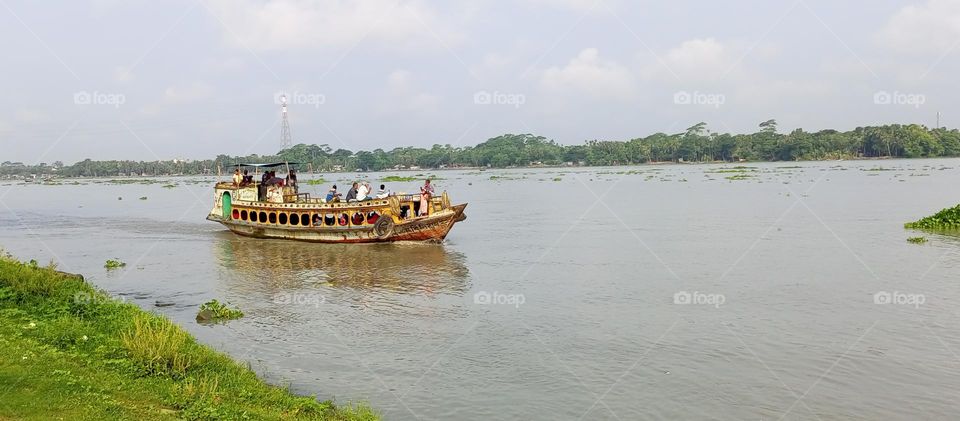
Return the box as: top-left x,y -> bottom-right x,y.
356,182 -> 371,201
375,184 -> 390,199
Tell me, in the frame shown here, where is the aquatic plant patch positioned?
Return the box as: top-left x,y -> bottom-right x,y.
905,204 -> 960,230
196,299 -> 244,323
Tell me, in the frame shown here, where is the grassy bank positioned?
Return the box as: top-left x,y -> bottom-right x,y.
0,254 -> 378,420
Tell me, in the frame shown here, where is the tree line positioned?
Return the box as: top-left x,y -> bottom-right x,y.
5,121 -> 960,178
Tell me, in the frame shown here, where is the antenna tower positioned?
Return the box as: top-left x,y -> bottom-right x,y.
280,94 -> 293,150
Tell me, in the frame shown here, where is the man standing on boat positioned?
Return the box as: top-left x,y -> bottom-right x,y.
419,179 -> 434,216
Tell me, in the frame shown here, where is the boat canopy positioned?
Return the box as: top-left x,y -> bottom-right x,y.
236,162 -> 301,168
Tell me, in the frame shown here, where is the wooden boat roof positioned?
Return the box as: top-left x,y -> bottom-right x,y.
235,162 -> 301,168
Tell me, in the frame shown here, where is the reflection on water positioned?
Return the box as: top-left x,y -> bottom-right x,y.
213,232 -> 470,296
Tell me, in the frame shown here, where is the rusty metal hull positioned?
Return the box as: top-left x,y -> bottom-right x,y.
208,204 -> 466,243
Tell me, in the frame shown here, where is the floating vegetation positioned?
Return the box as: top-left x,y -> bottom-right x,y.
104,259 -> 126,270
196,299 -> 244,323
905,205 -> 960,230
907,236 -> 928,244
303,178 -> 328,185
139,196 -> 147,200
552,177 -> 562,181
161,184 -> 176,189
725,174 -> 753,181
381,175 -> 417,182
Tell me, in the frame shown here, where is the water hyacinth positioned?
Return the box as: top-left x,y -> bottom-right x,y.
905,205 -> 960,230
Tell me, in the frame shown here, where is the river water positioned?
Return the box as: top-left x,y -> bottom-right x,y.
2,159 -> 960,420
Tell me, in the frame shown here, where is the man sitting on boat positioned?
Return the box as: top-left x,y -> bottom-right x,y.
375,184 -> 391,199
345,182 -> 358,202
357,182 -> 373,201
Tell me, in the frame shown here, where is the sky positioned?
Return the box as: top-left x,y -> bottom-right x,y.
1,0 -> 958,163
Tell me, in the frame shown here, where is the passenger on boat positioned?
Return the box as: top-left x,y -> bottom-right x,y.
312,214 -> 322,226
241,170 -> 253,186
375,184 -> 390,199
261,171 -> 270,184
232,169 -> 242,187
325,185 -> 340,202
419,179 -> 434,216
286,170 -> 298,188
357,182 -> 372,201
345,182 -> 358,202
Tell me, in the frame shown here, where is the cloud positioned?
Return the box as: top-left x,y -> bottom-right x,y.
163,82 -> 214,104
205,0 -> 459,51
383,69 -> 441,112
641,37 -> 736,83
526,0 -> 605,12
540,48 -> 636,100
15,110 -> 51,124
879,0 -> 960,54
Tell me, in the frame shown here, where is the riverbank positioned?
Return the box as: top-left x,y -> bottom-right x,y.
0,253 -> 378,420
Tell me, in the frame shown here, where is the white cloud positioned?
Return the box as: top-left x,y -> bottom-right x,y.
206,0 -> 459,51
15,110 -> 51,124
114,66 -> 134,83
880,0 -> 960,53
163,82 -> 214,104
641,38 -> 736,83
526,0 -> 606,12
540,48 -> 636,100
383,70 -> 441,112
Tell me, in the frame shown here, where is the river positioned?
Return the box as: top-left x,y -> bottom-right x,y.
2,159 -> 959,420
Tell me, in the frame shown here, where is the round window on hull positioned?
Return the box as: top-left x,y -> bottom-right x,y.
258,211 -> 267,223
279,213 -> 288,225
269,213 -> 277,224
325,215 -> 335,226
290,213 -> 299,226
240,210 -> 248,221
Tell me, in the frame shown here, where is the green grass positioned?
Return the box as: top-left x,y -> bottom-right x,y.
0,253 -> 378,420
905,204 -> 960,230
303,178 -> 328,185
907,236 -> 928,244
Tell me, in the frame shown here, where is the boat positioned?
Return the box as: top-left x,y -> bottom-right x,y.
206,162 -> 467,243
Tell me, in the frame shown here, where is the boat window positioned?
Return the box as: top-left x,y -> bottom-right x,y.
269,213 -> 277,224
325,215 -> 335,226
290,213 -> 299,226
258,211 -> 267,223
240,210 -> 248,221
338,213 -> 348,226
351,212 -> 364,225
367,211 -> 379,224
300,214 -> 309,226
232,209 -> 240,220
279,213 -> 288,225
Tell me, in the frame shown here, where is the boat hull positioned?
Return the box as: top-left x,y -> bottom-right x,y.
208,203 -> 466,243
